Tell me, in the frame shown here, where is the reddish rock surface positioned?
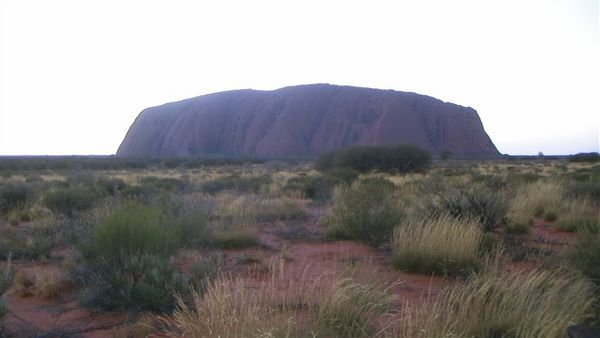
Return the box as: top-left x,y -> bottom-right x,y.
117,84 -> 499,157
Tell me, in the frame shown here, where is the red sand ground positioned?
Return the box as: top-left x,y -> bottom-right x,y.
1,210 -> 576,337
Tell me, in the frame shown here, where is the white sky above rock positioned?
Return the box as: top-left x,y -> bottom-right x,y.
0,0 -> 598,155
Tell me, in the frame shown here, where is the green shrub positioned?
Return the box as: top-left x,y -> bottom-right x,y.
427,185 -> 509,231
82,254 -> 185,312
78,202 -> 187,311
392,214 -> 483,276
83,203 -> 178,264
327,178 -> 401,247
171,209 -> 211,247
568,230 -> 600,284
568,229 -> 600,325
213,230 -> 259,249
0,257 -> 12,329
121,184 -> 161,201
138,176 -> 187,193
0,226 -> 55,260
43,186 -> 98,216
96,177 -> 127,196
325,167 -> 360,185
566,181 -> 600,202
201,175 -> 272,194
471,174 -> 506,190
283,175 -> 343,201
315,144 -> 432,174
439,150 -> 453,160
0,182 -> 32,214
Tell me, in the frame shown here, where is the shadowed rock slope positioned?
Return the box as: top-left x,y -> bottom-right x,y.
117,84 -> 499,158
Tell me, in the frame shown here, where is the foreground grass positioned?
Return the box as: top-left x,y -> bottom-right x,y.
507,181 -> 564,233
392,214 -> 483,276
161,265 -> 396,338
394,258 -> 595,338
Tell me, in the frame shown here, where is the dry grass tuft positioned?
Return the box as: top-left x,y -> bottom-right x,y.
393,254 -> 596,338
392,213 -> 483,276
507,181 -> 564,232
161,263 -> 397,338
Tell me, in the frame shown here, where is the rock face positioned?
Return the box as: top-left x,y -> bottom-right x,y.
117,84 -> 499,158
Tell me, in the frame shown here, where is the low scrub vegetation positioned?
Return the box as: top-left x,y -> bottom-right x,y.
283,174 -> 344,201
0,258 -> 13,330
43,186 -> 99,216
0,225 -> 55,260
214,194 -> 307,226
568,230 -> 600,283
558,213 -> 600,233
3,156 -> 600,336
315,144 -> 432,173
0,181 -> 33,215
397,260 -> 596,337
507,181 -> 564,233
392,214 -> 483,276
161,266 -> 395,338
315,277 -> 395,338
425,184 -> 509,231
327,178 -> 402,247
569,152 -> 600,163
201,174 -> 272,194
163,274 -> 306,337
77,202 -> 210,311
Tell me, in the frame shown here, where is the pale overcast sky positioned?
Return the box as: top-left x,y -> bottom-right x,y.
0,0 -> 598,156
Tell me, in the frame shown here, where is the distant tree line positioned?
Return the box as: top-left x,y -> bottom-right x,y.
0,156 -> 267,172
315,144 -> 432,173
568,152 -> 600,163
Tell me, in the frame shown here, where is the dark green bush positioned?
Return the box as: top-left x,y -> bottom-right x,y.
0,226 -> 55,260
171,209 -> 211,247
566,181 -> 600,202
83,203 -> 178,264
82,254 -> 184,312
201,175 -> 272,194
568,152 -> 600,163
327,178 -> 401,247
138,177 -> 187,193
325,167 -> 360,185
439,150 -> 453,160
96,177 -> 127,196
43,186 -> 98,216
213,230 -> 259,249
568,230 -> 600,324
0,262 -> 13,327
427,185 -> 509,231
284,175 -> 343,201
121,184 -> 161,201
79,203 -> 180,311
0,182 -> 32,214
315,144 -> 432,174
77,201 -> 212,311
568,230 -> 600,283
471,174 -> 506,190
